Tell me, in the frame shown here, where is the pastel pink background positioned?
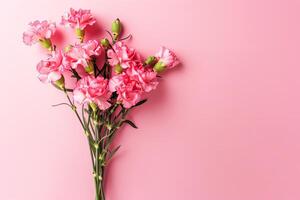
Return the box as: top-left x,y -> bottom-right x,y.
1,0 -> 300,199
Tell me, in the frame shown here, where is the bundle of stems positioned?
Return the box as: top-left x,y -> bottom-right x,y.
59,57 -> 146,200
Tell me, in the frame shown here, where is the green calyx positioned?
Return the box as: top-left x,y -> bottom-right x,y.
64,44 -> 73,52
39,38 -> 52,50
53,76 -> 65,90
75,28 -> 85,42
153,61 -> 166,73
101,38 -> 110,48
144,56 -> 156,66
89,102 -> 98,113
85,63 -> 94,74
114,64 -> 123,74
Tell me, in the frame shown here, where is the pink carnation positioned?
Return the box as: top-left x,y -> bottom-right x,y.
23,20 -> 56,45
109,74 -> 143,108
109,62 -> 159,108
73,76 -> 111,110
61,8 -> 96,30
63,40 -> 102,69
126,63 -> 159,93
36,51 -> 64,83
107,42 -> 141,69
155,46 -> 179,69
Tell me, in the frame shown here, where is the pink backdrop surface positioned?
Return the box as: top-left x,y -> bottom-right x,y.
1,0 -> 300,199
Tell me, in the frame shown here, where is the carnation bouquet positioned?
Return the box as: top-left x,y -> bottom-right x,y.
23,8 -> 178,200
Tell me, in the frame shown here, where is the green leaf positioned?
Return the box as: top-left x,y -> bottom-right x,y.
122,120 -> 138,129
71,68 -> 81,80
108,145 -> 121,160
132,99 -> 147,108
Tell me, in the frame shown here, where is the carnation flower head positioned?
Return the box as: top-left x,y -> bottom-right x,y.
63,40 -> 102,71
109,74 -> 143,108
23,20 -> 56,46
73,76 -> 111,110
125,63 -> 159,93
36,50 -> 65,83
109,63 -> 158,108
107,41 -> 141,69
61,8 -> 96,30
154,46 -> 179,73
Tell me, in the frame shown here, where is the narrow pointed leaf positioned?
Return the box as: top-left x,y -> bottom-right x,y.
108,145 -> 121,160
132,99 -> 147,108
122,120 -> 138,129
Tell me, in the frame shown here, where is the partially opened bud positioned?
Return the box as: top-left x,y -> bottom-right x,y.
154,46 -> 179,72
144,56 -> 156,66
39,38 -> 52,50
101,38 -> 110,48
153,61 -> 166,73
75,28 -> 85,42
114,64 -> 123,74
111,18 -> 122,40
53,76 -> 65,90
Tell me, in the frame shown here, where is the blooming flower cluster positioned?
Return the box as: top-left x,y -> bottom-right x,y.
23,8 -> 179,200
23,8 -> 179,109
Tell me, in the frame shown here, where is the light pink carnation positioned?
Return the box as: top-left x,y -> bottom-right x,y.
63,40 -> 102,69
155,46 -> 179,69
107,42 -> 141,69
73,76 -> 111,110
36,51 -> 64,83
61,8 -> 96,30
126,63 -> 158,92
23,20 -> 56,45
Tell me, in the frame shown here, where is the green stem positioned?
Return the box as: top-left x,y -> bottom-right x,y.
62,90 -> 130,200
95,146 -> 100,200
63,90 -> 102,199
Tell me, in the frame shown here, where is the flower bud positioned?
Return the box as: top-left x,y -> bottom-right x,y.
75,28 -> 85,42
114,64 -> 123,74
53,76 -> 65,90
153,61 -> 166,73
101,38 -> 110,48
39,38 -> 52,50
144,56 -> 156,66
111,18 -> 122,40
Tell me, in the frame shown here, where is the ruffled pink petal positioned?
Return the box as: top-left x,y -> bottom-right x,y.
48,71 -> 62,82
73,90 -> 86,104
